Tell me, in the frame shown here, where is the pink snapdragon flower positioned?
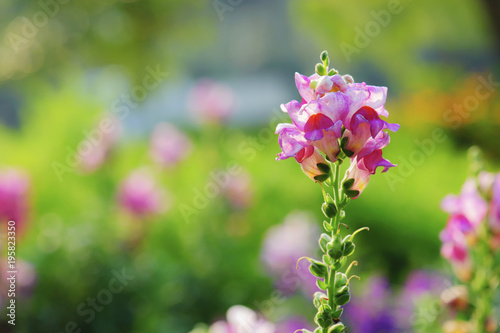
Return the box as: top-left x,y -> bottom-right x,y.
187,79 -> 235,124
117,169 -> 169,218
79,115 -> 122,173
0,169 -> 29,228
222,170 -> 253,209
209,305 -> 275,333
150,123 -> 192,168
276,70 -> 398,196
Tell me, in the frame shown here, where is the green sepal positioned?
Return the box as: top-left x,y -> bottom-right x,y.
340,136 -> 348,149
313,292 -> 328,309
322,202 -> 338,218
335,286 -> 350,305
334,272 -> 347,290
317,162 -> 330,174
319,233 -> 332,252
345,189 -> 360,198
327,69 -> 337,76
315,304 -> 333,328
309,259 -> 329,278
331,308 -> 343,319
327,323 -> 345,333
323,221 -> 334,232
315,63 -> 326,76
316,278 -> 329,290
342,178 -> 355,191
323,254 -> 333,266
342,241 -> 355,256
331,257 -> 347,270
342,147 -> 354,157
314,174 -> 330,182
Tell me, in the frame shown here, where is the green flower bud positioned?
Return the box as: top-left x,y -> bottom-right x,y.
328,235 -> 343,260
322,202 -> 337,218
342,241 -> 355,256
328,69 -> 338,76
335,286 -> 351,305
334,272 -> 347,290
315,63 -> 326,76
320,51 -> 329,66
327,323 -> 345,333
309,259 -> 328,278
315,305 -> 333,328
319,233 -> 332,252
331,257 -> 347,270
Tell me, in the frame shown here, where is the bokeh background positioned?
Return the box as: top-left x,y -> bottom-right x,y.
0,0 -> 499,332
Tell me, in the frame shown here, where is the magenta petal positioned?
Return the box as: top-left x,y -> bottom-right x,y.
304,113 -> 335,141
276,123 -> 308,160
366,85 -> 388,117
295,72 -> 316,102
318,92 -> 350,123
358,149 -> 396,174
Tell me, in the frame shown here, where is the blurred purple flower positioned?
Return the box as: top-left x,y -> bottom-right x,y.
150,122 -> 192,168
260,211 -> 319,296
117,169 -> 169,218
395,270 -> 446,329
209,305 -> 275,333
78,115 -> 122,173
0,169 -> 29,228
187,79 -> 235,124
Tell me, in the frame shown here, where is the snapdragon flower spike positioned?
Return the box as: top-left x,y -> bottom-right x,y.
274,51 -> 399,333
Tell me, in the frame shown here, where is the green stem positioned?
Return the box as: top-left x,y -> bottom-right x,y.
471,222 -> 494,332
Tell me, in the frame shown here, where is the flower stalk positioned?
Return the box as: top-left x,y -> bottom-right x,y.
276,51 -> 399,333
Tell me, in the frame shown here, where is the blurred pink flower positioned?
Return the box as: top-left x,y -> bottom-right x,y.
150,123 -> 192,168
260,211 -> 319,296
0,169 -> 29,227
187,79 -> 235,124
222,170 -> 253,209
117,169 -> 170,218
79,115 -> 122,173
209,305 -> 275,333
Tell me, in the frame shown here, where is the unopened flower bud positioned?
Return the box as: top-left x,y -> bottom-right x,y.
315,304 -> 333,328
315,63 -> 326,76
322,202 -> 338,218
319,233 -> 332,252
328,235 -> 343,260
309,259 -> 329,278
335,286 -> 350,305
